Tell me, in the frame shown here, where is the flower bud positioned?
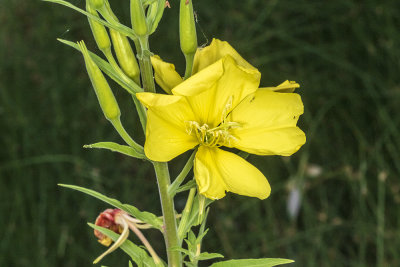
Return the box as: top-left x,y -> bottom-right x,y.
78,41 -> 121,121
179,0 -> 197,56
89,0 -> 104,9
109,30 -> 141,85
94,209 -> 123,246
86,0 -> 111,52
130,0 -> 148,36
146,0 -> 167,35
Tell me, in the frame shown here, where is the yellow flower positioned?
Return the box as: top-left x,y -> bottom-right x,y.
137,39 -> 306,200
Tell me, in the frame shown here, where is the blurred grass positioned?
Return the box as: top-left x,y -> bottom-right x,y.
1,0 -> 400,266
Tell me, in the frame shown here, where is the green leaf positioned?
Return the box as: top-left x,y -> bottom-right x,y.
89,224 -> 157,267
60,184 -> 163,230
43,0 -> 135,38
210,258 -> 294,267
176,180 -> 196,194
197,252 -> 224,261
57,39 -> 142,94
84,142 -> 146,159
169,246 -> 190,256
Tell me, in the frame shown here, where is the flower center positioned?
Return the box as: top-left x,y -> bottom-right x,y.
185,120 -> 241,147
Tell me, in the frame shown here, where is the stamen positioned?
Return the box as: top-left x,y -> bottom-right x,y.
185,118 -> 241,147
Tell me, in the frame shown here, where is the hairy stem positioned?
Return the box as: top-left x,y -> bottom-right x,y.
153,162 -> 182,267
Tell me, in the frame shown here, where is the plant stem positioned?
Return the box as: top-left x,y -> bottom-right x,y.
183,53 -> 194,80
139,34 -> 181,266
110,117 -> 143,154
153,162 -> 182,267
138,36 -> 156,93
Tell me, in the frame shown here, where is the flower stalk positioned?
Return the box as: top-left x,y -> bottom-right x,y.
153,162 -> 182,267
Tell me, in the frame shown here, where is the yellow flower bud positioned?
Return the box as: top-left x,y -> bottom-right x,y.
130,0 -> 148,36
179,0 -> 197,56
89,0 -> 104,9
78,41 -> 121,121
109,30 -> 140,85
86,1 -> 111,52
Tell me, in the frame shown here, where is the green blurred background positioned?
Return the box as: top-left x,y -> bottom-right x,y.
1,0 -> 400,266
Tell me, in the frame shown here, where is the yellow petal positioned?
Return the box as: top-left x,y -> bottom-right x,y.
136,92 -> 198,161
173,55 -> 260,127
151,55 -> 183,94
194,146 -> 271,200
229,89 -> 306,156
192,38 -> 257,74
262,80 -> 300,93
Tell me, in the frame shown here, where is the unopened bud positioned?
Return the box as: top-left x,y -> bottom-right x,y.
130,0 -> 148,36
109,30 -> 140,84
179,0 -> 197,56
86,1 -> 111,52
89,0 -> 104,9
78,41 -> 121,121
146,0 -> 167,34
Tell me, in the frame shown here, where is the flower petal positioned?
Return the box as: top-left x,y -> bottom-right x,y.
262,80 -> 300,93
229,89 -> 306,156
151,55 -> 183,94
194,146 -> 271,200
192,38 -> 257,74
173,56 -> 260,127
137,92 -> 198,161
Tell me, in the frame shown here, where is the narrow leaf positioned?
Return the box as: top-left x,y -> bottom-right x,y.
44,0 -> 135,38
60,184 -> 163,229
89,224 -> 156,267
197,252 -> 224,261
210,258 -> 294,267
84,142 -> 146,159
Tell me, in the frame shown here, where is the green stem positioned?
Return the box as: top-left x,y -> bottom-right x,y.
183,53 -> 195,80
110,117 -> 143,154
168,150 -> 196,197
153,162 -> 182,267
138,36 -> 156,93
139,34 -> 181,266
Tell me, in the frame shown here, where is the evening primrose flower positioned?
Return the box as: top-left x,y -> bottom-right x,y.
137,40 -> 306,200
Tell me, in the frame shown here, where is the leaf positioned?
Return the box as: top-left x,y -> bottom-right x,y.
197,252 -> 224,261
57,39 -> 142,94
89,224 -> 157,267
210,258 -> 294,267
169,246 -> 190,255
84,142 -> 146,159
60,184 -> 163,230
176,180 -> 196,194
43,0 -> 135,38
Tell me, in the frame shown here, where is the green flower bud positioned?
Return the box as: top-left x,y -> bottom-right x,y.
78,41 -> 121,121
86,1 -> 111,52
109,30 -> 140,85
179,0 -> 197,56
89,0 -> 104,9
146,0 -> 166,35
130,0 -> 148,36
